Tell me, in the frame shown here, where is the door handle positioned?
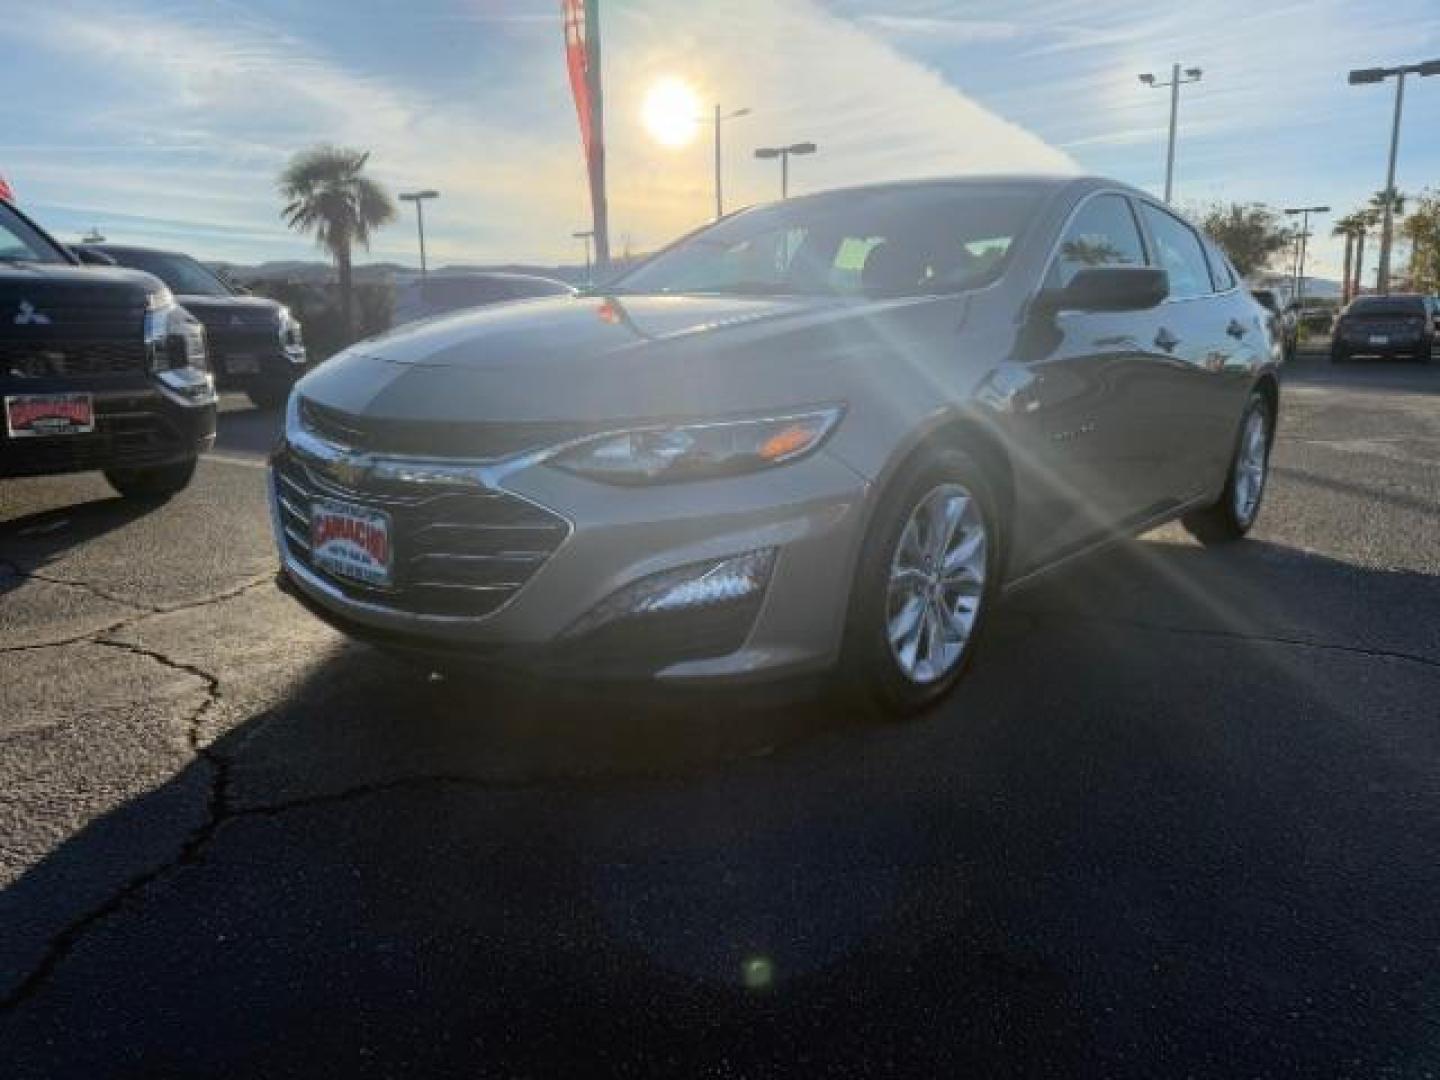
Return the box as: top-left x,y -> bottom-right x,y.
1226,319 -> 1248,339
1154,328 -> 1180,352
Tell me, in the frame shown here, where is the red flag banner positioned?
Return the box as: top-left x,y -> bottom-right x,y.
561,0 -> 609,268
562,0 -> 594,163
0,174 -> 14,202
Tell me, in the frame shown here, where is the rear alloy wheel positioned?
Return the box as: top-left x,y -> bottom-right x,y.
1182,393 -> 1271,545
842,447 -> 998,719
104,457 -> 197,502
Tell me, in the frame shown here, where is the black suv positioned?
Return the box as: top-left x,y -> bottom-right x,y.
1331,294 -> 1436,363
84,245 -> 306,408
0,198 -> 215,498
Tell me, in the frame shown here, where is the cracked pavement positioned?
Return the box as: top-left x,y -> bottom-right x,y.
2,358 -> 1439,1078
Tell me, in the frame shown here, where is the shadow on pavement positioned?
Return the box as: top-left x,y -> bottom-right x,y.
0,496 -> 163,592
3,534 -> 1439,1077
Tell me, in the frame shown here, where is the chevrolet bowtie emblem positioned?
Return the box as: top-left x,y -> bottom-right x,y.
14,300 -> 51,326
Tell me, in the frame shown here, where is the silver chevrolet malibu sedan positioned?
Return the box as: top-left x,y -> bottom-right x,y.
271,175 -> 1278,716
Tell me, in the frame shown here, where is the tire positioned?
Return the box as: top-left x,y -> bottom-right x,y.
104,457 -> 197,501
1182,392 -> 1272,545
246,380 -> 292,410
838,445 -> 1001,720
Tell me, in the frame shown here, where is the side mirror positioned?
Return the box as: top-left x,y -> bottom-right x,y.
73,245 -> 116,267
1035,266 -> 1168,315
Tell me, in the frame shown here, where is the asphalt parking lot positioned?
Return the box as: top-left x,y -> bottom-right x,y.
2,350 -> 1438,1077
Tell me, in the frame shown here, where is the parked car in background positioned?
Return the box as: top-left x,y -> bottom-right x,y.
1,199 -> 215,498
391,271 -> 574,328
1251,288 -> 1297,361
272,176 -> 1279,717
1331,294 -> 1436,363
82,244 -> 307,408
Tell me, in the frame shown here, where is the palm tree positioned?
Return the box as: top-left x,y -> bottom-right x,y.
278,145 -> 396,342
1332,212 -> 1367,303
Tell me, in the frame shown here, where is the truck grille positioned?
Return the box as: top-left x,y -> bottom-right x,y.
273,446 -> 569,618
0,340 -> 149,378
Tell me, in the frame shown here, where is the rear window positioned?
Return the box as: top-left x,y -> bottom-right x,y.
1346,298 -> 1426,319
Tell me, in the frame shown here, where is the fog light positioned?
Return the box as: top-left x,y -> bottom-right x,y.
563,548 -> 776,638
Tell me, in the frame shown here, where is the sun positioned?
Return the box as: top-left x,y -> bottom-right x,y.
642,77 -> 701,148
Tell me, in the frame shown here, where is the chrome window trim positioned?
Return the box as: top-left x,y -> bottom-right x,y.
1037,187 -> 1154,291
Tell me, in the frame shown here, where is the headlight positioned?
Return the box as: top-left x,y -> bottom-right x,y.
278,307 -> 306,364
144,296 -> 208,372
550,407 -> 843,485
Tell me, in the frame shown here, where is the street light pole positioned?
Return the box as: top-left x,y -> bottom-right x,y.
1348,59 -> 1440,294
1284,205 -> 1329,313
698,105 -> 750,219
753,142 -> 818,199
1139,65 -> 1202,204
398,190 -> 440,275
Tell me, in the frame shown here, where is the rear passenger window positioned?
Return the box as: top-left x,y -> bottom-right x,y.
1138,203 -> 1213,300
1047,194 -> 1147,289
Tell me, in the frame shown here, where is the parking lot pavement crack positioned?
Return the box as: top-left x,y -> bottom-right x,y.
0,556 -> 160,616
0,634 -> 234,1014
1023,610 -> 1440,672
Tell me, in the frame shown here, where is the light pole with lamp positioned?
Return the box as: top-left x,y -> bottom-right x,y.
398,190 -> 439,275
1139,65 -> 1202,204
1347,59 -> 1440,294
753,142 -> 818,199
1283,205 -> 1329,316
696,105 -> 750,219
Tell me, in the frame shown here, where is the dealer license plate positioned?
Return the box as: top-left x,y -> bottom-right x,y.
310,498 -> 393,587
1369,335 -> 1389,345
5,393 -> 95,438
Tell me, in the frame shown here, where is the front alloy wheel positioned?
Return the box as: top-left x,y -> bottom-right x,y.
843,446 -> 999,718
886,483 -> 987,685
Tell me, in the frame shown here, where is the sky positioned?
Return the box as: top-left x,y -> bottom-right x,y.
2,0 -> 1437,281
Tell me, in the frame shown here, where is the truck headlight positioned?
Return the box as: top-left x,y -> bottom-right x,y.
145,295 -> 209,373
278,307 -> 306,365
550,407 -> 843,485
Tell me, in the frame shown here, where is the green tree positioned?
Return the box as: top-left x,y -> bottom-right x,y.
1401,189 -> 1440,294
278,145 -> 396,342
1196,202 -> 1294,278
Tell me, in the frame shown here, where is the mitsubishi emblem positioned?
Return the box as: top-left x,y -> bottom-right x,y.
14,300 -> 50,326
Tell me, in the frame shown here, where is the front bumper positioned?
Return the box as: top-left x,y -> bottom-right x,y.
211,344 -> 307,388
271,440 -> 870,684
0,381 -> 216,480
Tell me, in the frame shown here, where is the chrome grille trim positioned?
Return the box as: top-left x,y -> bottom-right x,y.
271,444 -> 571,620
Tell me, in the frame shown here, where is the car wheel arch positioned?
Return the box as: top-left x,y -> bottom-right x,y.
854,410 -> 1017,579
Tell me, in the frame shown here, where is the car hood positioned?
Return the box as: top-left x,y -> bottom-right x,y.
0,263 -> 165,328
176,294 -> 284,324
297,292 -> 943,428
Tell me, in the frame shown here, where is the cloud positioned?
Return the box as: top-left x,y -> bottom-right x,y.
1,0 -> 1074,264
854,15 -> 1025,44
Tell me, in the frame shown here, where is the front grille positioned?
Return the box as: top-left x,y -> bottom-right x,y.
299,397 -> 592,460
0,339 -> 149,378
274,446 -> 569,618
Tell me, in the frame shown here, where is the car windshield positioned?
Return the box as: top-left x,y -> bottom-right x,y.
106,249 -> 232,296
0,203 -> 66,265
609,186 -> 1046,299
